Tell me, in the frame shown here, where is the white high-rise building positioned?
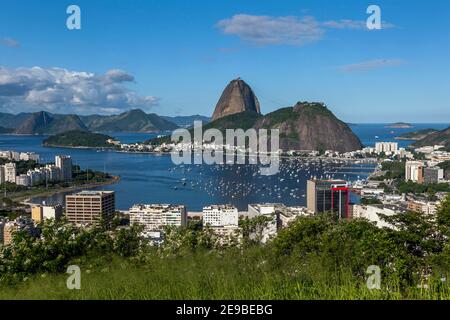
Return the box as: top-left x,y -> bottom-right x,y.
202,205 -> 239,227
4,162 -> 16,183
375,142 -> 398,154
55,155 -> 72,182
129,204 -> 187,234
45,164 -> 60,182
405,161 -> 424,183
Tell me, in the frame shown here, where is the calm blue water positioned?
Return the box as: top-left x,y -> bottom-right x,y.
0,123 -> 447,210
349,123 -> 449,148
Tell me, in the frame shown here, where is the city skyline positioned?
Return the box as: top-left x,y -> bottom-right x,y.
1,0 -> 450,123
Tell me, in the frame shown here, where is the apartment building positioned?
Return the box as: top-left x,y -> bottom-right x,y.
203,205 -> 239,227
407,199 -> 438,215
55,155 -> 73,182
4,162 -> 16,183
375,142 -> 398,154
405,161 -> 424,184
129,204 -> 187,234
31,204 -> 64,223
352,204 -> 407,229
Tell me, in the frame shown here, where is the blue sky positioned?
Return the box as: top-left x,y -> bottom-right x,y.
0,0 -> 449,122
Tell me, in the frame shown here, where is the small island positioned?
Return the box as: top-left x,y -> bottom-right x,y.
43,130 -> 117,148
395,128 -> 438,140
385,122 -> 413,129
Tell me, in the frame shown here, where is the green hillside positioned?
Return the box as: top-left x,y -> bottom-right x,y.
43,130 -> 115,148
396,129 -> 438,140
412,126 -> 450,150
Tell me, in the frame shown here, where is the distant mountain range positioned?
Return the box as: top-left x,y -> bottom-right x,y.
0,109 -> 211,134
79,109 -> 177,133
161,115 -> 211,128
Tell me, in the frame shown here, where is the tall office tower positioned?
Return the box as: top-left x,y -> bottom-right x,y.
65,191 -> 115,225
405,161 -> 424,184
55,155 -> 73,182
4,162 -> 16,183
307,179 -> 350,219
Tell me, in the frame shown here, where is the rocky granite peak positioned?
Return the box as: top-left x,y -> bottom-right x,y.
211,78 -> 261,121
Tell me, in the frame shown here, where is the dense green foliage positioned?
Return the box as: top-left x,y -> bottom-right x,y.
203,111 -> 262,132
261,107 -> 298,128
360,197 -> 383,205
438,160 -> 450,171
0,182 -> 28,194
0,159 -> 38,175
397,181 -> 450,194
0,218 -> 145,284
372,161 -> 405,181
72,167 -> 112,185
43,130 -> 115,148
1,197 -> 449,299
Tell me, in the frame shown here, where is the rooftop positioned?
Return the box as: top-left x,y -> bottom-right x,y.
72,190 -> 115,196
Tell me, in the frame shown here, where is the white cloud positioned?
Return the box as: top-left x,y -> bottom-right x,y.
1,38 -> 20,48
217,14 -> 394,46
0,66 -> 159,114
323,19 -> 395,30
337,59 -> 406,72
217,14 -> 324,46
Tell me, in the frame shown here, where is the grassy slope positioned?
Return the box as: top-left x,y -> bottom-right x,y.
1,252 -> 448,300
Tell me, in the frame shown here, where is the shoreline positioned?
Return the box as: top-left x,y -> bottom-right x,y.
43,144 -> 379,162
14,175 -> 121,206
43,144 -> 117,150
